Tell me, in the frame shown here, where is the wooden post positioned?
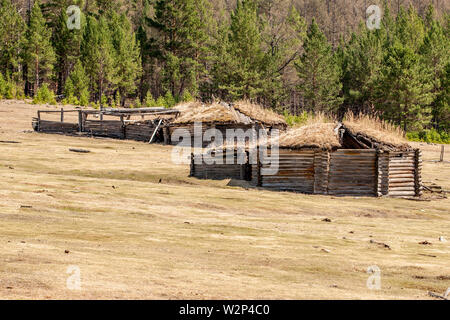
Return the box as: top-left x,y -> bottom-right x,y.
440,145 -> 445,162
78,110 -> 83,132
163,127 -> 170,145
120,115 -> 125,139
375,150 -> 381,197
37,111 -> 41,131
257,153 -> 262,187
60,108 -> 64,122
414,149 -> 423,197
190,153 -> 195,177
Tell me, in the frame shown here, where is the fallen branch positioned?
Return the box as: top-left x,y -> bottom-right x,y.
69,148 -> 91,153
428,291 -> 448,300
0,140 -> 20,144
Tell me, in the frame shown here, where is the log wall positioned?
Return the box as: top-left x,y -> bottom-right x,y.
34,119 -> 79,133
190,151 -> 248,180
83,120 -> 124,139
169,124 -> 255,148
313,151 -> 330,194
249,149 -> 422,198
388,151 -> 417,197
327,150 -> 377,196
260,149 -> 315,193
125,122 -> 159,142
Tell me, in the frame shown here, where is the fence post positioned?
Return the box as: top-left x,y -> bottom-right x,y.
120,115 -> 125,139
37,111 -> 41,132
61,108 -> 64,123
78,110 -> 83,132
415,149 -> 423,197
440,145 -> 445,162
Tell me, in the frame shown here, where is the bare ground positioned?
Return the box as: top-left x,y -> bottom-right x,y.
0,100 -> 449,300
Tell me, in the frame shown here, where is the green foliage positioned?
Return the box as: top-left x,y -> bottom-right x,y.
0,0 -> 26,80
81,16 -> 117,105
63,60 -> 90,106
51,0 -> 85,95
295,19 -> 343,113
212,0 -> 278,102
156,96 -> 167,108
32,83 -> 57,105
0,73 -> 23,99
164,91 -> 176,108
114,92 -> 121,108
181,90 -> 194,102
23,0 -> 56,93
284,111 -> 309,127
147,0 -> 211,97
109,12 -> 142,104
375,6 -> 435,132
143,91 -> 156,107
79,88 -> 90,106
407,129 -> 450,144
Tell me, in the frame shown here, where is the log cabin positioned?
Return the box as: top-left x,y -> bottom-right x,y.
192,120 -> 422,198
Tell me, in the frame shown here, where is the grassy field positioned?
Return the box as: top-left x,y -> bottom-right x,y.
0,100 -> 449,300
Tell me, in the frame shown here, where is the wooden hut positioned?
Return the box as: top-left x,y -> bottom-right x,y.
250,122 -> 422,198
169,101 -> 287,148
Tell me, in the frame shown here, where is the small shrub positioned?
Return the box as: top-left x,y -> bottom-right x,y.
181,90 -> 194,102
284,111 -> 310,127
164,91 -> 176,108
143,91 -> 156,107
62,95 -> 79,106
33,84 -> 57,105
156,96 -> 166,108
79,88 -> 90,107
407,129 -> 450,144
114,92 -> 121,108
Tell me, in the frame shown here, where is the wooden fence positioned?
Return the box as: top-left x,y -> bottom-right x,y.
33,108 -> 177,144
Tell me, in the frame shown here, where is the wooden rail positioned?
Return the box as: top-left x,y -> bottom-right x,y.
33,108 -> 180,144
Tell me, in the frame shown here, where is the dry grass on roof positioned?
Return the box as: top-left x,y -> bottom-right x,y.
173,102 -> 238,124
277,122 -> 341,150
233,100 -> 286,126
343,113 -> 411,149
173,101 -> 204,113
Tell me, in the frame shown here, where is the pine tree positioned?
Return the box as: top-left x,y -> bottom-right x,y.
64,60 -> 89,101
147,0 -> 212,98
340,23 -> 385,114
109,12 -> 142,106
295,19 -> 343,113
50,0 -> 85,94
420,9 -> 449,130
81,16 -> 117,105
377,41 -> 434,131
0,0 -> 26,79
375,6 -> 435,131
212,0 -> 268,101
23,0 -> 56,95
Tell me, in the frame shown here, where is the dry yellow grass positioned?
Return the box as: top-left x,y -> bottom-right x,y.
277,122 -> 341,150
343,113 -> 410,149
233,100 -> 287,126
0,100 -> 449,300
173,102 -> 238,124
